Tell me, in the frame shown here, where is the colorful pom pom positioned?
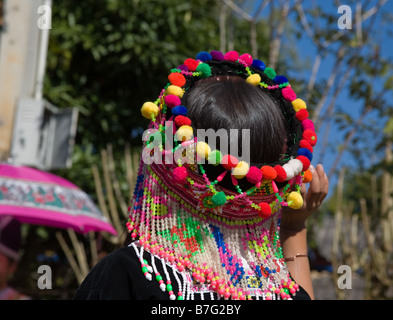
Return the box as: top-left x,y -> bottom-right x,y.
210,50 -> 224,61
207,150 -> 223,166
297,148 -> 313,161
303,129 -> 317,146
264,67 -> 276,79
239,53 -> 253,66
282,87 -> 297,102
175,125 -> 193,142
292,98 -> 307,112
211,191 -> 227,206
246,166 -> 263,184
171,105 -> 188,116
258,202 -> 272,219
224,50 -> 239,62
299,139 -> 313,153
295,109 -> 309,122
196,63 -> 212,78
274,165 -> 287,182
196,141 -> 211,159
232,161 -> 250,179
302,169 -> 313,183
261,166 -> 277,180
252,59 -> 265,71
141,102 -> 159,120
166,85 -> 184,97
196,51 -> 213,62
297,155 -> 311,171
221,154 -> 239,170
168,73 -> 186,87
173,166 -> 188,184
287,191 -> 304,209
246,73 -> 261,86
164,94 -> 181,109
283,163 -> 295,180
302,119 -> 315,132
174,115 -> 191,127
184,58 -> 199,72
273,75 -> 288,84
177,64 -> 189,72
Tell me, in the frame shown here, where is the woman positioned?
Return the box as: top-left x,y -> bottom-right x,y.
74,50 -> 328,300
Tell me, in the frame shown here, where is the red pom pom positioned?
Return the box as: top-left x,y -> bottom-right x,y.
261,166 -> 277,180
239,53 -> 253,66
168,73 -> 186,87
296,155 -> 311,171
258,202 -> 272,219
183,58 -> 199,72
274,165 -> 287,182
174,115 -> 192,127
246,166 -> 262,184
303,129 -> 317,146
224,50 -> 239,62
282,87 -> 297,102
173,166 -> 188,184
221,154 -> 239,170
164,94 -> 181,109
296,109 -> 309,122
299,139 -> 313,153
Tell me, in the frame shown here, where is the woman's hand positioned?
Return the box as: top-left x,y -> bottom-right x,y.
280,164 -> 329,232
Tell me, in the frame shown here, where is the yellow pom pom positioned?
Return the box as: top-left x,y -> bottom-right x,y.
231,161 -> 250,179
141,102 -> 159,120
196,141 -> 211,159
287,191 -> 304,209
292,98 -> 307,112
246,74 -> 261,86
175,125 -> 193,142
166,85 -> 184,98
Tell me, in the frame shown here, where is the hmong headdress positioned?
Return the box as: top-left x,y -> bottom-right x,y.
127,50 -> 317,300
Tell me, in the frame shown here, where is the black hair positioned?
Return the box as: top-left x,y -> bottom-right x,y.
173,60 -> 302,191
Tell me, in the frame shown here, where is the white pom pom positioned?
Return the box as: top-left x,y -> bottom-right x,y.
147,266 -> 153,273
170,294 -> 176,300
160,283 -> 166,292
288,159 -> 303,176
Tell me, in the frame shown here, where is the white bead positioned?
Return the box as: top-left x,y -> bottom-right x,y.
160,283 -> 166,291
145,273 -> 152,281
170,294 -> 176,300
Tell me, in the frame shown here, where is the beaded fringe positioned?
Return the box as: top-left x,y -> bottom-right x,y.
127,162 -> 300,300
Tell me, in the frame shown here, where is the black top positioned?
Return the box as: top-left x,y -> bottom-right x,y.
73,246 -> 311,300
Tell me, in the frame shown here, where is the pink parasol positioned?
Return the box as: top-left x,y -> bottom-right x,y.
0,163 -> 117,235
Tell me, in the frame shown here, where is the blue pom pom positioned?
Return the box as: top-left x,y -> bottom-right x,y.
252,59 -> 265,71
297,148 -> 313,161
273,75 -> 288,84
172,106 -> 188,116
196,51 -> 212,62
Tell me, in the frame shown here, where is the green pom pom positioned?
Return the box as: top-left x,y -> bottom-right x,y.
211,191 -> 227,206
208,150 -> 223,166
264,67 -> 276,79
196,63 -> 212,78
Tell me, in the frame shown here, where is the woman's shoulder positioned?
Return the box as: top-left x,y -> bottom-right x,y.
73,246 -> 141,300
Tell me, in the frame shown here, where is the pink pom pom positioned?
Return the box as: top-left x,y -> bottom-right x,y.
246,166 -> 262,184
173,166 -> 187,184
164,94 -> 181,109
282,87 -> 297,102
239,53 -> 253,66
301,119 -> 315,131
224,50 -> 239,62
